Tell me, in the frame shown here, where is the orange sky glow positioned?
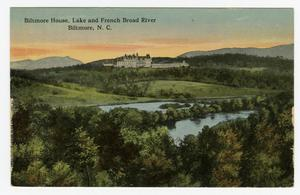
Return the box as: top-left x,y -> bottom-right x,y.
11,40 -> 292,63
11,8 -> 293,63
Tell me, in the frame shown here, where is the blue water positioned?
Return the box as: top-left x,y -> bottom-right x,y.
169,110 -> 254,141
99,102 -> 253,143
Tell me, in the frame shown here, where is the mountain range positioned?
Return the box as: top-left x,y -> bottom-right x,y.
10,44 -> 293,70
179,44 -> 293,59
11,56 -> 82,70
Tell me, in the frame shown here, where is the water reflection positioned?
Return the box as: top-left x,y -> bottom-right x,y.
169,110 -> 254,141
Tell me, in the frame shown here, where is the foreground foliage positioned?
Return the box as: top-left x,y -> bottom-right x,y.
11,92 -> 293,186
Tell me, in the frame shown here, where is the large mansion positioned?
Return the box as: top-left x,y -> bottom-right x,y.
104,53 -> 189,68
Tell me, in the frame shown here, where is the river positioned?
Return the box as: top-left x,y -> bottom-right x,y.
99,101 -> 254,142
168,110 -> 254,141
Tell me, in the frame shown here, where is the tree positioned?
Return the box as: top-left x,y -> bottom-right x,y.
12,161 -> 49,186
179,135 -> 199,174
11,101 -> 34,144
12,136 -> 45,172
95,171 -> 114,186
48,161 -> 81,186
166,107 -> 178,122
194,124 -> 243,187
69,127 -> 99,186
210,129 -> 243,187
120,127 -> 176,186
169,173 -> 196,187
239,97 -> 293,187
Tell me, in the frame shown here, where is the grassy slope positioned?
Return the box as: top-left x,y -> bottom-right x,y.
146,80 -> 278,98
17,82 -> 154,106
15,79 -> 278,106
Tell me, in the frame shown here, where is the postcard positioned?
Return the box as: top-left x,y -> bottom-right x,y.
10,7 -> 294,187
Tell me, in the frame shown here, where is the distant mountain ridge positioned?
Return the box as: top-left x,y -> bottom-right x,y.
11,56 -> 82,70
179,44 -> 294,59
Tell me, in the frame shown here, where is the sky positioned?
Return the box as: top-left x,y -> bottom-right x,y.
11,8 -> 293,63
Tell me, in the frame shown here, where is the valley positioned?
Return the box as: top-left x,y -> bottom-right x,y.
10,52 -> 294,187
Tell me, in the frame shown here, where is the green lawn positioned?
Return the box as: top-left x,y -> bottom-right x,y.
16,82 -> 154,107
15,80 -> 279,107
145,80 -> 278,98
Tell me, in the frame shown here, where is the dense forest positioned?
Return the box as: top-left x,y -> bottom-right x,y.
11,54 -> 294,186
11,92 -> 293,186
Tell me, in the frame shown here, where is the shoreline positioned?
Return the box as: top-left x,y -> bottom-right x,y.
93,94 -> 257,107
